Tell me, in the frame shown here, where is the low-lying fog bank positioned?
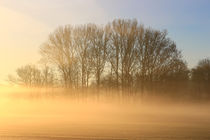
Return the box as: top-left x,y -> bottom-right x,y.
0,87 -> 210,139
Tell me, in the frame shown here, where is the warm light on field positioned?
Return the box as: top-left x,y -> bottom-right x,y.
0,0 -> 210,139
0,88 -> 210,139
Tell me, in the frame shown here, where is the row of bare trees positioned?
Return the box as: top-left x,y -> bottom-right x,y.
8,65 -> 55,87
39,19 -> 187,89
8,19 -> 210,97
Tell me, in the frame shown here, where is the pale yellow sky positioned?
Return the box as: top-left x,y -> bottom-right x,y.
0,0 -> 107,85
0,6 -> 51,84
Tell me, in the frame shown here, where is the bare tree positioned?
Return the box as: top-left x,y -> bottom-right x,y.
192,58 -> 210,82
40,26 -> 78,88
136,28 -> 182,81
74,25 -> 93,88
13,65 -> 42,87
89,24 -> 108,88
41,65 -> 56,87
133,27 -> 187,95
163,59 -> 189,81
106,19 -> 139,91
38,19 -> 188,94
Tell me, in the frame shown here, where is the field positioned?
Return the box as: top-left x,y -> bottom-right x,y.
0,89 -> 210,140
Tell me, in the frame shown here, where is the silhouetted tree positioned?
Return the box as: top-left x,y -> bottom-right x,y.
8,64 -> 56,87
106,19 -> 139,91
15,65 -> 42,87
40,26 -> 79,88
136,29 -> 183,81
89,24 -> 108,88
41,65 -> 56,87
37,19 -> 189,95
192,58 -> 210,82
162,59 -> 189,81
74,24 -> 94,88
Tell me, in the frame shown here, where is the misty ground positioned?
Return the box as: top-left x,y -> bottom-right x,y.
0,88 -> 210,140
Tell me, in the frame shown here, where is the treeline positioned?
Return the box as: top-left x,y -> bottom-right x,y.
8,19 -> 210,99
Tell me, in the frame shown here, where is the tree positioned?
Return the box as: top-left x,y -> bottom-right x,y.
8,64 -> 56,87
162,59 -> 189,81
136,28 -> 184,82
133,27 -> 188,95
38,19 -> 188,93
89,24 -> 108,88
41,65 -> 56,87
14,65 -> 42,87
106,19 -> 139,91
192,58 -> 210,82
40,26 -> 78,88
74,24 -> 94,88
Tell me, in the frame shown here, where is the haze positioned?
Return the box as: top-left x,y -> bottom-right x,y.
0,0 -> 210,140
0,88 -> 210,139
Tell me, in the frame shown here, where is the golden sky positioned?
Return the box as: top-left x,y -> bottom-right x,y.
0,6 -> 50,84
0,0 -> 107,85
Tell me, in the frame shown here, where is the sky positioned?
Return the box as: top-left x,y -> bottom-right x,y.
0,0 -> 210,84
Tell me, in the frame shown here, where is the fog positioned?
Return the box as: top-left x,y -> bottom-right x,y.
0,88 -> 210,140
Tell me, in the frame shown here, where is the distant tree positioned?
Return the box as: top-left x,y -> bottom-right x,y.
8,64 -> 56,87
7,74 -> 18,86
14,65 -> 42,87
40,26 -> 79,88
161,59 -> 189,81
41,65 -> 56,87
192,58 -> 210,82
